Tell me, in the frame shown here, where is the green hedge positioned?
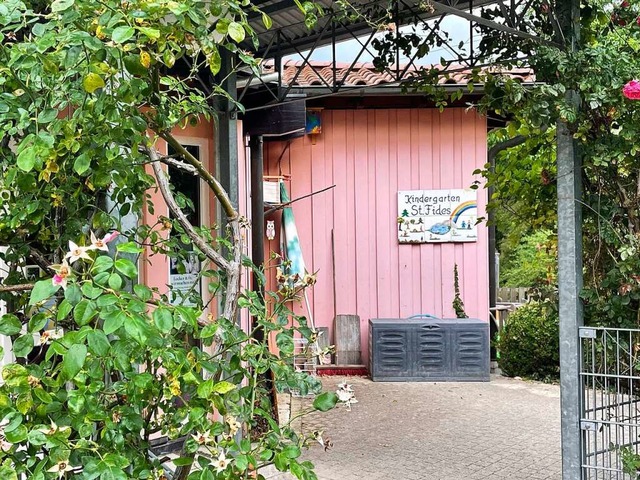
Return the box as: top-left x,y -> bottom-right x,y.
496,301 -> 560,381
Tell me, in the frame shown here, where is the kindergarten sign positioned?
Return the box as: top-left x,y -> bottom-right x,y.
397,189 -> 478,243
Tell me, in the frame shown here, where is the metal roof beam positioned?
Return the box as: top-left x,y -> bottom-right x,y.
431,2 -> 560,47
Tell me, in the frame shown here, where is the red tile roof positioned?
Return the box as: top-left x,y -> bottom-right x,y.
263,60 -> 534,87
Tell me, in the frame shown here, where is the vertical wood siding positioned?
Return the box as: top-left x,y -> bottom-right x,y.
264,108 -> 489,365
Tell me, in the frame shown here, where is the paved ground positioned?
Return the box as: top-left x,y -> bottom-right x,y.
263,375 -> 561,480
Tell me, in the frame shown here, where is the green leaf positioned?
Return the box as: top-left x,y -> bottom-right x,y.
57,300 -> 73,321
123,55 -> 147,76
2,412 -> 23,433
262,12 -> 273,29
27,313 -> 48,333
33,387 -> 52,404
81,282 -> 102,300
51,0 -> 74,12
92,255 -> 114,274
73,152 -> 91,175
65,284 -> 82,305
12,334 -> 34,358
5,424 -> 27,443
235,454 -> 249,472
312,392 -> 338,412
227,22 -> 245,42
73,299 -> 96,326
274,452 -> 289,471
0,464 -> 17,480
27,428 -> 48,446
93,271 -> 110,286
87,329 -> 110,356
62,344 -> 87,380
96,294 -> 118,307
133,284 -> 152,302
112,25 -> 135,44
124,315 -> 150,345
29,280 -> 59,305
199,470 -> 214,480
103,310 -> 125,335
16,145 -> 36,172
199,323 -> 217,339
197,379 -> 213,399
83,73 -> 105,93
108,273 -> 123,290
37,109 -> 58,124
116,241 -> 143,254
0,314 -> 22,336
282,444 -> 301,459
153,307 -> 173,334
115,258 -> 137,279
138,26 -> 160,39
173,457 -> 193,467
212,381 -> 236,395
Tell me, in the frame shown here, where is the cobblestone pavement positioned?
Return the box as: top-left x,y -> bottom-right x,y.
263,375 -> 561,480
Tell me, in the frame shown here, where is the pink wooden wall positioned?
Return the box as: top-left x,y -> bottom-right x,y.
264,108 -> 489,365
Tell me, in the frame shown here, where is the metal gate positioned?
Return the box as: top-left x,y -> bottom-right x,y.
580,326 -> 640,479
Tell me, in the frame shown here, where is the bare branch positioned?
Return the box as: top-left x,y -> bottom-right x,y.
157,155 -> 199,175
147,147 -> 230,271
0,283 -> 34,292
265,184 -> 336,215
222,218 -> 242,322
29,247 -> 52,272
159,132 -> 238,220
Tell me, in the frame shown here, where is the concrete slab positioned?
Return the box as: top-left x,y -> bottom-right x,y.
262,375 -> 561,480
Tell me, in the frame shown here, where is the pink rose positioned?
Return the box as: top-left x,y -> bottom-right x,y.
623,80 -> 640,100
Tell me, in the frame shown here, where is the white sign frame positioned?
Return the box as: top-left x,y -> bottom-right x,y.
397,189 -> 478,243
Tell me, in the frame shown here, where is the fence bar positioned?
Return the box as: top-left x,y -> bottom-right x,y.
580,326 -> 640,479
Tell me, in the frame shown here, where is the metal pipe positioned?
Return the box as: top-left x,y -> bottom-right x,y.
236,73 -> 280,89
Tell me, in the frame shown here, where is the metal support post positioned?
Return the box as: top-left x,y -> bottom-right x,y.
249,135 -> 265,295
216,51 -> 239,212
557,103 -> 583,480
556,1 -> 582,478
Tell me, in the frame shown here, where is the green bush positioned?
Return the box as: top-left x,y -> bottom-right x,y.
496,301 -> 560,380
499,229 -> 557,288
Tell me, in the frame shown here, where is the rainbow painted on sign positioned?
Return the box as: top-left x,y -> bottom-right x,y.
450,200 -> 477,224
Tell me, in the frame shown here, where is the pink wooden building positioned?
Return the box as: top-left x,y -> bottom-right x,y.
138,64 -> 493,367
261,106 -> 489,366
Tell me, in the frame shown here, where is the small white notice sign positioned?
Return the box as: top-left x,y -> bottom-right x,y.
397,189 -> 478,243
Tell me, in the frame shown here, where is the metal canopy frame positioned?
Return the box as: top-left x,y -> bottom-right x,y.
218,3 -> 583,480
234,0 -> 561,106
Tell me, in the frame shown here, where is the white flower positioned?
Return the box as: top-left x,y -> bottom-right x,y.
611,122 -> 622,136
89,230 -> 119,251
47,460 -> 73,477
191,430 -> 214,445
65,241 -> 92,263
213,449 -> 229,473
225,415 -> 241,436
51,260 -> 71,290
337,382 -> 353,392
336,381 -> 358,411
40,420 -> 70,436
39,328 -> 64,345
